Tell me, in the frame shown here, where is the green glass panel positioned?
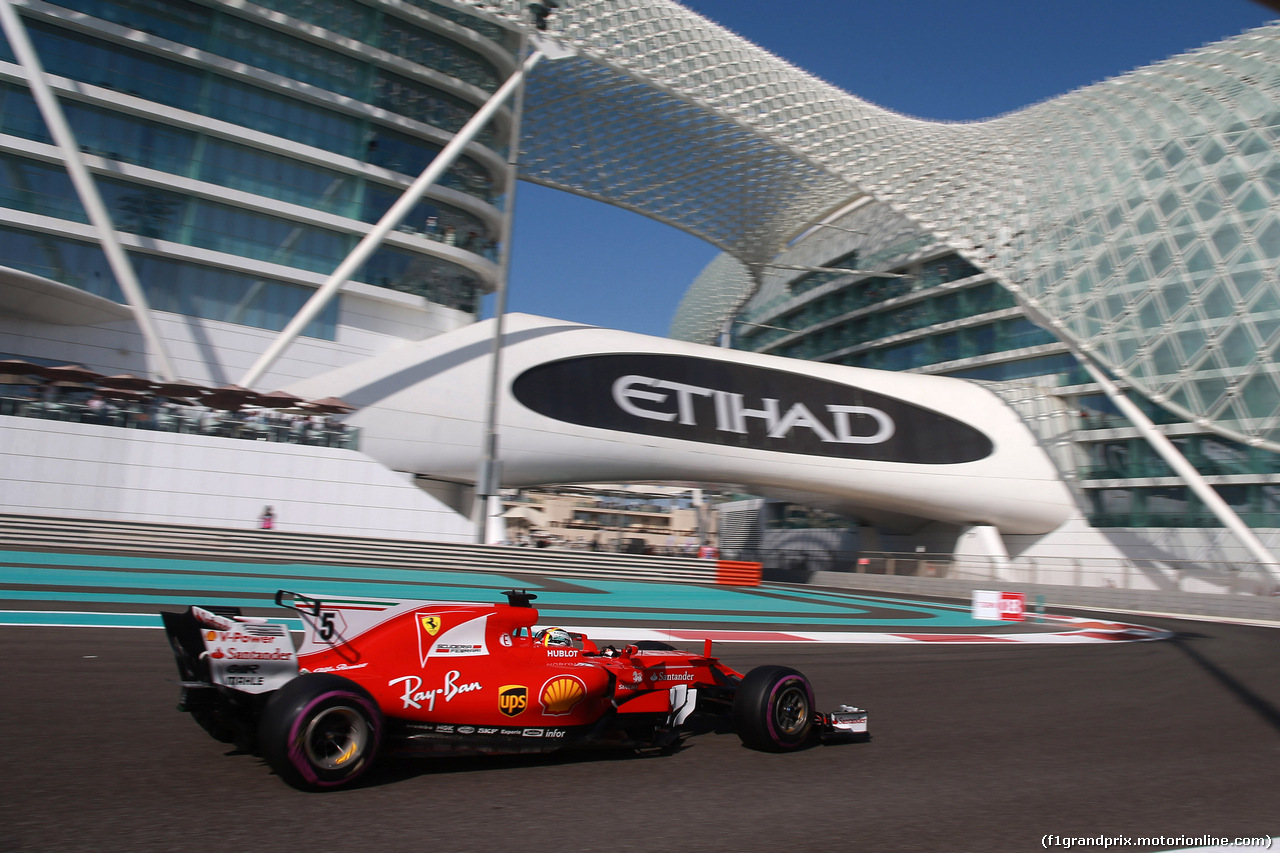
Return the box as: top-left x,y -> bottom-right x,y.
1124,258 -> 1150,286
1262,164 -> 1280,198
1251,317 -> 1280,347
1169,384 -> 1200,414
1211,225 -> 1242,260
1233,272 -> 1264,302
1092,252 -> 1114,283
1239,132 -> 1270,162
1138,296 -> 1165,330
1220,325 -> 1255,368
1162,279 -> 1192,313
1251,287 -> 1280,317
1147,239 -> 1172,274
1150,338 -> 1182,376
1193,191 -> 1221,222
1198,136 -> 1227,165
1201,282 -> 1235,319
1178,162 -> 1204,192
1218,168 -> 1249,198
1238,373 -> 1280,420
1238,188 -> 1268,215
1255,220 -> 1280,259
1177,327 -> 1207,364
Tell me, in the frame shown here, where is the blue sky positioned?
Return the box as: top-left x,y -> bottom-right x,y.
492,0 -> 1276,338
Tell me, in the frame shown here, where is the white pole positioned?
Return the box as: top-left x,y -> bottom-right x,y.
240,49 -> 545,389
472,34 -> 532,544
0,0 -> 177,380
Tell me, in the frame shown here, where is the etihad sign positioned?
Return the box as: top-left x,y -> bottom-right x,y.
513,353 -> 992,464
613,374 -> 895,445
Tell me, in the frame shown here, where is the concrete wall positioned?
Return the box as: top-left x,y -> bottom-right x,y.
0,416 -> 472,541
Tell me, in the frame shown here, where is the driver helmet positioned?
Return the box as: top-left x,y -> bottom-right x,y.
535,627 -> 574,648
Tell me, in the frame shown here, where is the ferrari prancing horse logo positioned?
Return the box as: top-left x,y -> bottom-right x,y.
420,615 -> 442,636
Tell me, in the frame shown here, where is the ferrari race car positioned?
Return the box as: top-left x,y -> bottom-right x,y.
162,590 -> 868,790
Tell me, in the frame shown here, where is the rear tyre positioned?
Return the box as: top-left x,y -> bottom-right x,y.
732,665 -> 815,751
258,674 -> 382,790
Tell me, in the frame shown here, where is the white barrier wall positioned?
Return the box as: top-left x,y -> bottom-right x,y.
0,416 -> 472,541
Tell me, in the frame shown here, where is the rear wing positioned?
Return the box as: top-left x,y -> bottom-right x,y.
162,604 -> 298,695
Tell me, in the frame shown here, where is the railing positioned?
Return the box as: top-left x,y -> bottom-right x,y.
0,513 -> 732,587
1078,458 -> 1280,479
0,396 -> 359,450
720,547 -> 1278,597
1084,509 -> 1280,529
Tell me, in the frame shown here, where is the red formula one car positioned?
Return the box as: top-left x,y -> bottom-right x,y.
162,590 -> 868,790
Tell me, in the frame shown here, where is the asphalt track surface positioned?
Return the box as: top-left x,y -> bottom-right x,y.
5,610 -> 1279,853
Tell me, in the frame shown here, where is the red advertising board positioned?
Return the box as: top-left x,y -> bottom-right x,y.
998,591 -> 1026,622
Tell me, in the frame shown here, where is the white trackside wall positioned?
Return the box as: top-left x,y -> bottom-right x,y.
0,415 -> 473,540
287,314 -> 1076,536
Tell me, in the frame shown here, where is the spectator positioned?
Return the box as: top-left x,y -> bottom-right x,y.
87,394 -> 107,423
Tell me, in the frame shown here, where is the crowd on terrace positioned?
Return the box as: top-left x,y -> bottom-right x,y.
0,358 -> 358,449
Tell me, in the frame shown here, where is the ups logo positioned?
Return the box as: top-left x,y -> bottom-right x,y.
499,685 -> 528,717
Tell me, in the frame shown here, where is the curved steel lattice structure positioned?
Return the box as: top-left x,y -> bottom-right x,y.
458,0 -> 1280,450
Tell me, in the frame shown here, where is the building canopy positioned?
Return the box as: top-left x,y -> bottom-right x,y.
460,1 -> 1280,451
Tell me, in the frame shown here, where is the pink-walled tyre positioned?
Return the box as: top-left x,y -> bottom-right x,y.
732,666 -> 815,751
258,674 -> 382,791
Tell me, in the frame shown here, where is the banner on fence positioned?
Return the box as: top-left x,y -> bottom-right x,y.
972,590 -> 1026,621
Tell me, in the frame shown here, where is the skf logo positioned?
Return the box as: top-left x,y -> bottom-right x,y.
419,615 -> 442,636
499,685 -> 528,717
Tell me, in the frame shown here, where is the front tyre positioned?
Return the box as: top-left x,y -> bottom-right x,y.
732,665 -> 815,751
258,674 -> 382,790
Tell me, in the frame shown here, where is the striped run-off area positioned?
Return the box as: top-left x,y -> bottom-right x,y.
0,548 -> 1168,643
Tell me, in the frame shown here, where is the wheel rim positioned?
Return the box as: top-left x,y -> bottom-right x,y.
302,705 -> 369,771
773,683 -> 810,736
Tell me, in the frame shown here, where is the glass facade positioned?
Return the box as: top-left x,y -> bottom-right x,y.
705,192 -> 1280,531
49,0 -> 505,104
0,0 -> 513,337
734,253 -> 1039,370
0,151 -> 482,312
12,17 -> 505,155
1087,484 -> 1280,529
0,225 -> 338,338
0,81 -> 497,209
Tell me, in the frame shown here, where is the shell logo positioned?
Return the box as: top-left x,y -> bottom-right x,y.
539,675 -> 587,716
